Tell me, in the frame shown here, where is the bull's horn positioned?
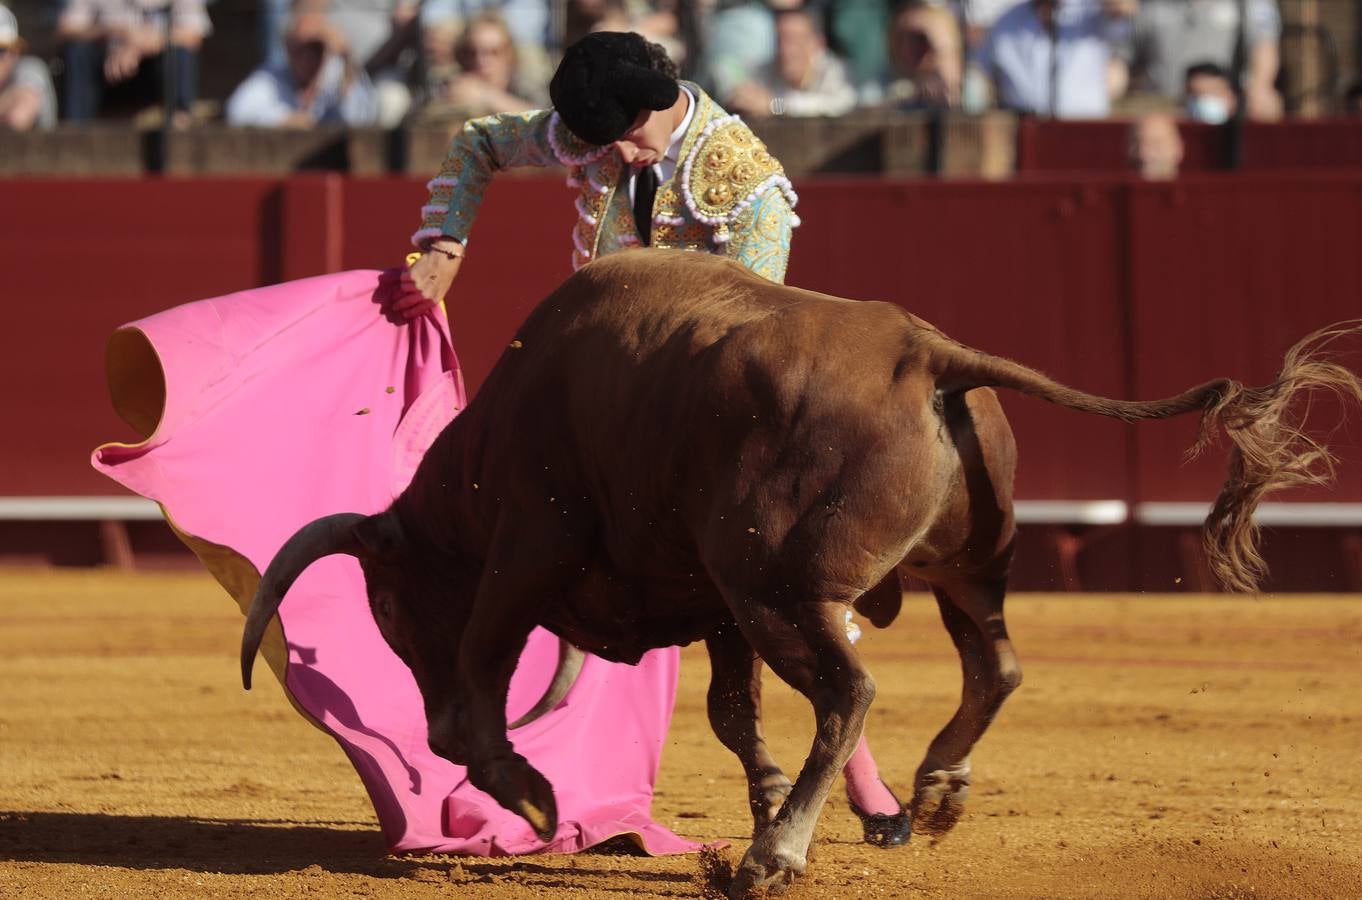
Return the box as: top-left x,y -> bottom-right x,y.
241,512 -> 366,690
507,640 -> 585,730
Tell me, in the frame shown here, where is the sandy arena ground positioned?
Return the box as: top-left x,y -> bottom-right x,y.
2,569 -> 1360,898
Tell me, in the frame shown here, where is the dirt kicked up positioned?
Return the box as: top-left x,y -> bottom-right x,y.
2,568 -> 1360,899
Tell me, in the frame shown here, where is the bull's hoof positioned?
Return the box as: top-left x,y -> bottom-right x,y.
910,765 -> 971,838
728,848 -> 803,899
730,833 -> 800,898
470,753 -> 559,842
847,783 -> 911,848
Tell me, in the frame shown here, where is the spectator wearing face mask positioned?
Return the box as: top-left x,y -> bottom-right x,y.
1182,60 -> 1236,124
725,6 -> 857,117
1129,0 -> 1282,120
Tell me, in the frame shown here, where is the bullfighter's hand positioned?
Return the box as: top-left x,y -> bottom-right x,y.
392,246 -> 462,319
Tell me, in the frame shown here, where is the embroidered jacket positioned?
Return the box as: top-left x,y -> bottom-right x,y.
412,85 -> 798,284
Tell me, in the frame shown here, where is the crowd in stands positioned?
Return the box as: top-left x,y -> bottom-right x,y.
0,0 -> 1356,135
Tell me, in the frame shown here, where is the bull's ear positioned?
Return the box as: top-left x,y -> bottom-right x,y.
352,512 -> 405,560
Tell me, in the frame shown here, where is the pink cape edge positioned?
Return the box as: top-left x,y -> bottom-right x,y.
91,270 -> 705,856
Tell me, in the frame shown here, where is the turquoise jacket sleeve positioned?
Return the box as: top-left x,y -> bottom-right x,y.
412,109 -> 559,247
725,187 -> 795,285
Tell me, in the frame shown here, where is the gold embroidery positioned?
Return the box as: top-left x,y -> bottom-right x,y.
705,183 -> 733,206
686,119 -> 785,224
653,221 -> 710,246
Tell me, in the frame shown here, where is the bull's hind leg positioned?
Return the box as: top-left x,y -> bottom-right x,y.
911,576 -> 1022,838
706,622 -> 794,838
725,599 -> 874,897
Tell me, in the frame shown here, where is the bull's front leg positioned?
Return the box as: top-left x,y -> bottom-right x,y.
440,519 -> 587,842
705,622 -> 793,837
725,599 -> 875,897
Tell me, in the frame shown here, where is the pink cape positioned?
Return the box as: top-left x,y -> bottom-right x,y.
91,270 -> 700,856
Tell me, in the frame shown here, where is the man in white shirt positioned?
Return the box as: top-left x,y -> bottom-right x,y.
226,11 -> 377,128
973,0 -> 1134,118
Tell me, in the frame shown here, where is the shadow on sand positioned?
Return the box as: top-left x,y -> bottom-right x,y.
0,811 -> 695,887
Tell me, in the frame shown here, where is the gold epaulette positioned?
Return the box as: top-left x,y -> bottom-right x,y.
682,115 -> 796,244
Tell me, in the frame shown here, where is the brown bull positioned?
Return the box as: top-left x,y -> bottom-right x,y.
242,250 -> 1361,896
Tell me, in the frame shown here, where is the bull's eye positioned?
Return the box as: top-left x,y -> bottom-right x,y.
372,595 -> 392,620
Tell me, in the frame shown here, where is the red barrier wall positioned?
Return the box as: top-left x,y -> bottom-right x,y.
1126,174 -> 1362,503
1016,119 -> 1229,174
1016,119 -> 1362,176
2,178 -> 285,496
2,173 -> 1359,516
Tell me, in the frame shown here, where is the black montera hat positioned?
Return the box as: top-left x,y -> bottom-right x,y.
549,32 -> 680,146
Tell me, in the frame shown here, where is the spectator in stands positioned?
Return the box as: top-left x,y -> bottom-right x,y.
225,11 -> 377,127
420,0 -> 553,116
957,0 -> 1026,112
726,6 -> 857,117
423,11 -> 545,118
562,0 -> 686,65
1128,112 -> 1182,179
1129,0 -> 1282,120
421,0 -> 551,51
861,0 -> 963,109
826,0 -> 889,90
56,0 -> 211,125
1182,60 -> 1236,124
291,0 -> 416,127
697,0 -> 798,107
0,5 -> 57,130
971,0 -> 1134,118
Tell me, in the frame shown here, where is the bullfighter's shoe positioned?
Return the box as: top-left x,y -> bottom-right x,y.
847,782 -> 911,847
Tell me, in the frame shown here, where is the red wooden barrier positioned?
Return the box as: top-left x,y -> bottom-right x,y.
1126,174 -> 1362,504
1239,121 -> 1362,170
1,177 -> 284,496
784,178 -> 1134,502
1016,119 -> 1362,176
2,172 -> 1360,586
1016,119 -> 1230,174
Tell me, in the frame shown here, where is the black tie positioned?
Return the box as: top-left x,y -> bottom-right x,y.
633,165 -> 658,246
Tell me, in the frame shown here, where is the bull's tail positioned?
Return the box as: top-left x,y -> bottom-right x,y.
928,320 -> 1362,593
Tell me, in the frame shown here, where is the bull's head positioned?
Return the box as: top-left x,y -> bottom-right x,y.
240,511 -> 583,767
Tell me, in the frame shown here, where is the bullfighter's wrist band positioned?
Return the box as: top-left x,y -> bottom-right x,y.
425,242 -> 465,261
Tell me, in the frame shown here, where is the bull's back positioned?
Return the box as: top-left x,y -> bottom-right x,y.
447,250 -> 986,564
